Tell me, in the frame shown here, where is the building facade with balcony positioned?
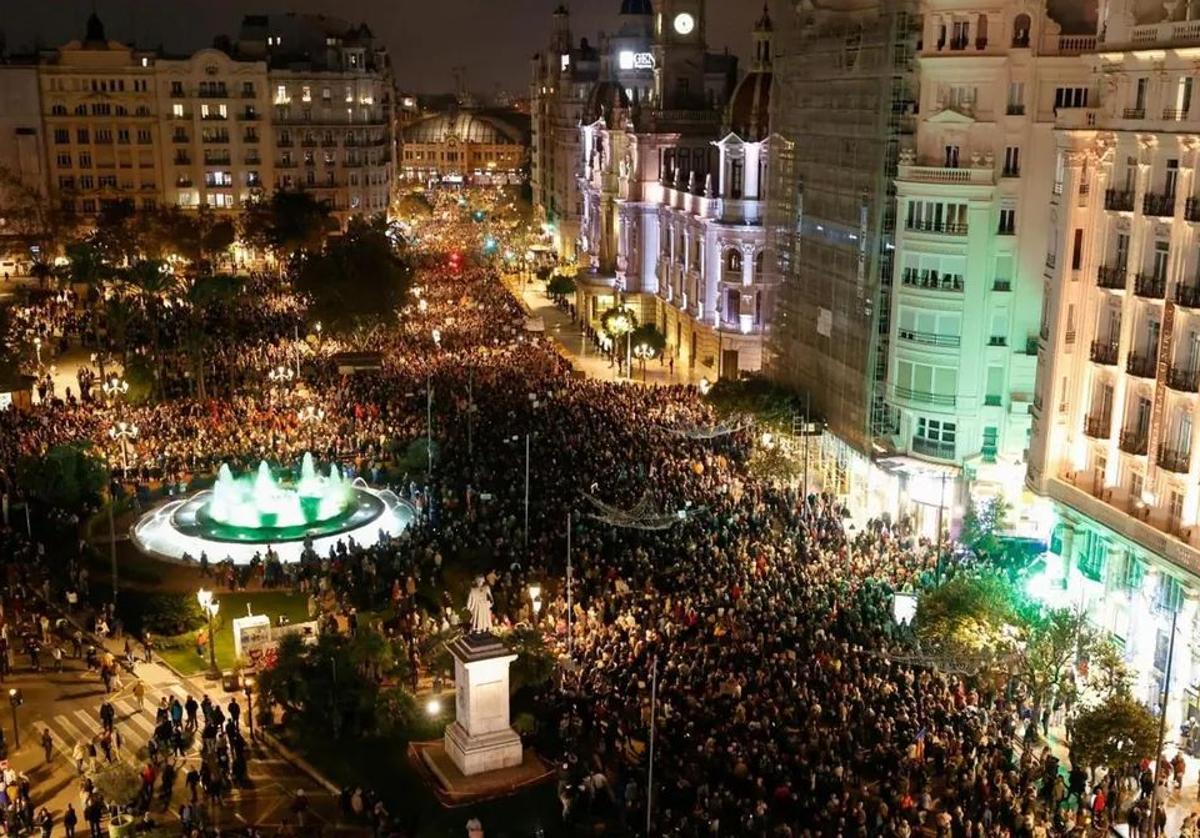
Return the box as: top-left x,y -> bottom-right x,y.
572,0 -> 740,350
1025,0 -> 1200,736
651,6 -> 774,378
153,49 -> 270,212
237,13 -> 395,227
38,14 -> 163,217
884,4 -> 1095,514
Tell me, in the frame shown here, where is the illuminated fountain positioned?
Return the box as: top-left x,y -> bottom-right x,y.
131,453 -> 415,563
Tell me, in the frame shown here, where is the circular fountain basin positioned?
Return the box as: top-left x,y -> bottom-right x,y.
171,487 -> 386,544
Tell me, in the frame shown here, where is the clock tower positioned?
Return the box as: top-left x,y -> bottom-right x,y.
653,0 -> 707,110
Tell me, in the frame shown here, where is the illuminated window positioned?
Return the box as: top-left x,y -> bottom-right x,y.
561,54 -> 570,71
275,85 -> 289,105
302,86 -> 312,103
172,103 -> 184,118
619,51 -> 635,71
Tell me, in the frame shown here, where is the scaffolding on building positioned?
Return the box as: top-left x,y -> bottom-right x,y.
765,0 -> 919,459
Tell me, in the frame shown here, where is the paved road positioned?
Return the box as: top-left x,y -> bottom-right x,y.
7,649 -> 351,835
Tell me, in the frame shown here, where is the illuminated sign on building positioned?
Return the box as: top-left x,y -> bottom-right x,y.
618,51 -> 656,70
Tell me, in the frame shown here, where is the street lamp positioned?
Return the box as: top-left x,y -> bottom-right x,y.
267,365 -> 295,386
298,405 -> 325,452
108,421 -> 139,476
197,588 -> 220,678
528,584 -> 542,621
7,689 -> 21,749
633,342 -> 657,381
102,374 -> 129,403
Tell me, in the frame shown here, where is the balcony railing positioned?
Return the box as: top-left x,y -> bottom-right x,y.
993,279 -> 1012,292
1187,197 -> 1200,223
899,269 -> 963,292
1144,192 -> 1176,217
1105,189 -> 1135,211
1158,445 -> 1192,473
1119,429 -> 1149,455
1177,283 -> 1200,308
898,329 -> 961,348
1126,353 -> 1157,378
1006,104 -> 1026,115
1090,340 -> 1120,365
1134,273 -> 1167,298
984,394 -> 1002,406
1164,108 -> 1191,121
1123,107 -> 1146,119
1097,264 -> 1127,289
893,386 -> 956,407
1083,413 -> 1111,439
1167,366 -> 1200,393
912,436 -> 956,460
905,219 -> 969,235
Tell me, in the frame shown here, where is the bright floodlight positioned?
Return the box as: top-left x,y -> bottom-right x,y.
892,593 -> 918,626
426,698 -> 441,716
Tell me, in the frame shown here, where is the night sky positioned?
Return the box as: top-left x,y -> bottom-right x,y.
2,0 -> 757,97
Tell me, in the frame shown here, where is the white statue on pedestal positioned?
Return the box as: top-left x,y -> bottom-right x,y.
466,577 -> 494,635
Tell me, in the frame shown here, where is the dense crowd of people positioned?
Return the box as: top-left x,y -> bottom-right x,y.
0,187 -> 1182,836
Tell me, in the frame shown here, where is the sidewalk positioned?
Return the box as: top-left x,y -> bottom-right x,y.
502,274 -> 706,387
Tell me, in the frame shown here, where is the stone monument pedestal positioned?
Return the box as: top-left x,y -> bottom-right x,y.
444,633 -> 523,776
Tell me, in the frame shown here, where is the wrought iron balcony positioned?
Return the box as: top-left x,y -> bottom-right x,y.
1090,341 -> 1119,365
1133,273 -> 1167,299
1083,413 -> 1111,439
1096,265 -> 1127,290
1143,192 -> 1176,217
1177,283 -> 1200,309
993,279 -> 1012,292
912,436 -> 956,460
1105,189 -> 1135,211
1158,445 -> 1192,473
899,269 -> 963,291
1126,352 -> 1157,378
1118,429 -> 1148,455
1167,366 -> 1200,393
898,329 -> 961,348
892,386 -> 956,407
1123,107 -> 1146,119
905,219 -> 969,235
1187,197 -> 1200,223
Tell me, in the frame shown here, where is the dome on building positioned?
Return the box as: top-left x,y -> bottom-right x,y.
583,80 -> 631,124
620,0 -> 653,14
727,71 -> 772,142
84,13 -> 108,46
402,111 -> 526,146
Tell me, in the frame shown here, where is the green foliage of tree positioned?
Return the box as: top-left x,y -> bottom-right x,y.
1071,693 -> 1159,773
1019,607 -> 1095,721
394,191 -> 434,219
704,375 -> 804,431
507,626 -> 555,693
61,239 -> 109,290
0,165 -> 75,271
747,444 -> 802,485
240,190 -> 334,264
89,760 -> 142,808
132,593 -> 205,636
181,274 -> 245,397
546,273 -> 576,298
630,323 -> 667,357
17,442 -> 108,512
1089,639 -> 1134,702
915,573 -> 1020,658
599,305 -> 637,338
293,215 -> 410,330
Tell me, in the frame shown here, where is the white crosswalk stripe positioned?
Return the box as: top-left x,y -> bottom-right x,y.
32,680 -> 204,764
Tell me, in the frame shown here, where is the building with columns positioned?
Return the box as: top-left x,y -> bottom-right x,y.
1026,0 -> 1200,730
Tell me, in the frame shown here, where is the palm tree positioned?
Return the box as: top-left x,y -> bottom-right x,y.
181,273 -> 244,399
122,259 -> 177,399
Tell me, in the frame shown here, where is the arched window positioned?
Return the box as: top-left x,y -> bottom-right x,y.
725,249 -> 742,273
1012,14 -> 1031,47
51,104 -> 66,116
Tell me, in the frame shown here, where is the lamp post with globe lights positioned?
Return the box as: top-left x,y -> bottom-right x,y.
102,373 -> 129,404
527,583 -> 542,624
197,589 -> 220,678
633,342 -> 658,382
109,421 -> 139,477
298,405 -> 325,453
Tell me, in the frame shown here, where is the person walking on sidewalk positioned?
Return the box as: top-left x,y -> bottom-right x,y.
62,802 -> 76,838
40,729 -> 52,765
132,680 -> 145,712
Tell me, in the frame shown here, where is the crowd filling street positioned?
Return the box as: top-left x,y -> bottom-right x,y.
0,187 -> 1197,836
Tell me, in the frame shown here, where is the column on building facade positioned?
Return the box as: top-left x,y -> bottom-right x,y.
1132,567 -> 1161,702
745,142 -> 761,200
1165,589 -> 1200,742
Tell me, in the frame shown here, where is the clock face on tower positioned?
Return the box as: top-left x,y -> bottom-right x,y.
673,12 -> 695,35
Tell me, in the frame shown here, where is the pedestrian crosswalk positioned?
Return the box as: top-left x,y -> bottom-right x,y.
33,681 -> 201,765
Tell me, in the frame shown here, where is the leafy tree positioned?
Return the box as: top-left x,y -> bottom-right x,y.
1018,607 -> 1095,729
293,215 -> 410,330
1088,638 -> 1133,702
60,239 -> 109,291
508,626 -> 555,693
132,593 -> 205,636
17,442 -> 108,512
546,273 -> 576,299
241,190 -> 334,266
122,258 -> 178,397
91,200 -> 140,266
0,165 -> 75,274
1070,693 -> 1158,775
747,443 -> 802,484
394,191 -> 433,219
630,323 -> 667,357
181,273 -> 245,398
960,498 -> 1019,574
915,572 -> 1020,660
704,375 -> 804,431
89,760 -> 142,809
